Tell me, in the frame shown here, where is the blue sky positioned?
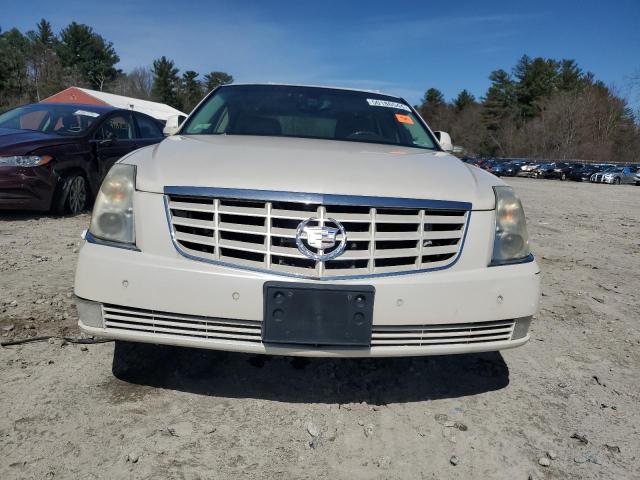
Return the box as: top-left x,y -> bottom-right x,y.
3,0 -> 640,106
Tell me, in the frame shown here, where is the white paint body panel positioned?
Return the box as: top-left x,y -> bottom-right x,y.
129,135 -> 500,210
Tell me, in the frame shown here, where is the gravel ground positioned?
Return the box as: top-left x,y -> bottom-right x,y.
1,177 -> 639,479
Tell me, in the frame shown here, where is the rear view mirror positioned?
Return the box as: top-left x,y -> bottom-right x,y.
163,115 -> 186,136
433,131 -> 454,152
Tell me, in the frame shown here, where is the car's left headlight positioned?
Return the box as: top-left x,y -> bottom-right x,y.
491,186 -> 531,265
0,155 -> 53,167
88,164 -> 136,245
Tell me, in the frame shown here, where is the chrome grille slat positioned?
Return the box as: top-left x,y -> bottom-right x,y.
171,216 -> 214,229
218,223 -> 268,235
175,231 -> 216,246
421,230 -> 464,240
166,191 -> 470,279
420,244 -> 460,256
376,214 -> 421,223
422,215 -> 466,224
169,200 -> 215,213
270,245 -> 311,259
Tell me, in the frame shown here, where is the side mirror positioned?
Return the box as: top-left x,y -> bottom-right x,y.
433,131 -> 454,152
163,114 -> 186,136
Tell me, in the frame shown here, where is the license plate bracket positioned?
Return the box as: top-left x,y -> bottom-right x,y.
263,282 -> 375,347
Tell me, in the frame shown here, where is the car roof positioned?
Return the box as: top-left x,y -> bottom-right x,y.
19,103 -> 162,122
24,102 -> 117,113
219,83 -> 403,100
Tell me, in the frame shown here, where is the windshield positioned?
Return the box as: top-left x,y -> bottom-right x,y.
0,104 -> 103,136
181,85 -> 437,150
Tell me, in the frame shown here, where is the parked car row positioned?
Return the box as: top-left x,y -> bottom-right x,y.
462,157 -> 640,186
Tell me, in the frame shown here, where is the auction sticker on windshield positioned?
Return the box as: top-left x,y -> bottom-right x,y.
366,99 -> 411,112
395,113 -> 414,124
74,110 -> 100,118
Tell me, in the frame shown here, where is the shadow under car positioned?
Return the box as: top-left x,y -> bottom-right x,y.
111,341 -> 510,405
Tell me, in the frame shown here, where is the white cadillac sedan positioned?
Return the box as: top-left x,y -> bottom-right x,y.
75,84 -> 540,358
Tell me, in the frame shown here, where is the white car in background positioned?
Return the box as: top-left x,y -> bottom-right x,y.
591,166 -> 636,184
74,84 -> 540,358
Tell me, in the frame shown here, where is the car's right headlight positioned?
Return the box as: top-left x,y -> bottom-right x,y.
88,164 -> 136,245
491,186 -> 531,265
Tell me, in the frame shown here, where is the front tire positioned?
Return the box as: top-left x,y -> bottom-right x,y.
561,173 -> 566,181
54,174 -> 88,215
613,177 -> 621,185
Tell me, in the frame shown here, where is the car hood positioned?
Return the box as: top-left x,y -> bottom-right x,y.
0,128 -> 77,155
126,135 -> 501,210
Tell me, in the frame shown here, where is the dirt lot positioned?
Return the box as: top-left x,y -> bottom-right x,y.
1,177 -> 639,479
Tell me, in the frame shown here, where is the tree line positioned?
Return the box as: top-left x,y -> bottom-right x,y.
1,20 -> 638,163
0,19 -> 233,113
416,56 -> 640,163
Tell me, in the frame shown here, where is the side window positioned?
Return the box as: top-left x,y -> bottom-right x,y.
96,114 -> 134,140
135,114 -> 164,138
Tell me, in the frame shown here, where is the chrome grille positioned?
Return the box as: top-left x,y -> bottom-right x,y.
165,189 -> 470,279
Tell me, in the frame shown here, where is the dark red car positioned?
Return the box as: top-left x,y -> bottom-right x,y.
0,103 -> 165,214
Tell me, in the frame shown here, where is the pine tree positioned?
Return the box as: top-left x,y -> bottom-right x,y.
0,28 -> 30,108
417,88 -> 446,121
513,55 -> 560,117
454,89 -> 476,112
27,19 -> 63,100
203,71 -> 233,92
180,70 -> 203,112
482,69 -> 516,130
556,59 -> 585,92
152,56 -> 181,109
55,22 -> 120,90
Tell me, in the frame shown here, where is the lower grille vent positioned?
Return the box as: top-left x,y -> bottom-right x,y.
103,305 -> 515,348
102,305 -> 262,343
371,320 -> 515,346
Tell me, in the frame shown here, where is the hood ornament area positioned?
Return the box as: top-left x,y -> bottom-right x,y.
296,217 -> 347,261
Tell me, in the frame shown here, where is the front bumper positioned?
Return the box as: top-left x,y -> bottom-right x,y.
74,191 -> 541,357
0,165 -> 57,210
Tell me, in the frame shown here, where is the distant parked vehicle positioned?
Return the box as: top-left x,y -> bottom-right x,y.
533,163 -> 554,178
0,103 -> 165,213
491,161 -> 520,177
549,162 -> 583,180
568,164 -> 599,182
517,162 -> 540,177
591,166 -> 636,185
481,160 -> 496,172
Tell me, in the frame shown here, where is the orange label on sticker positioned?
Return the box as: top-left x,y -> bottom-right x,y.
395,113 -> 414,125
